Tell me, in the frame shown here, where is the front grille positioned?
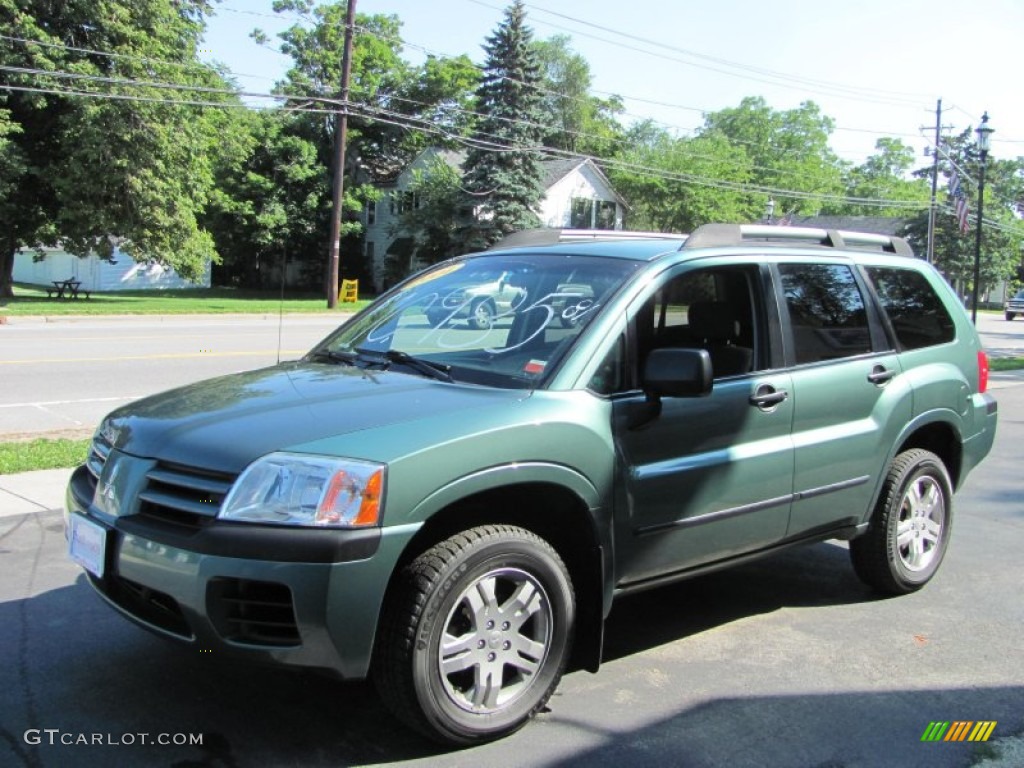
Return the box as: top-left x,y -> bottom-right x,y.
82,434 -> 113,497
136,462 -> 235,533
207,578 -> 301,647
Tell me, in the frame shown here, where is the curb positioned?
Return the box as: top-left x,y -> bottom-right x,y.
0,311 -> 352,325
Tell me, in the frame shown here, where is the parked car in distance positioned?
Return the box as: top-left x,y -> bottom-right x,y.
1005,288 -> 1024,320
66,224 -> 998,746
424,268 -> 526,330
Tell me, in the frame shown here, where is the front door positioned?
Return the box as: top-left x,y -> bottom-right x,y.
610,263 -> 795,587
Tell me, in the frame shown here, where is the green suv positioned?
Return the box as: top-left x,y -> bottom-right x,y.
65,224 -> 997,745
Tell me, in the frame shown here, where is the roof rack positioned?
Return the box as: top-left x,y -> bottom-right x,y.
683,224 -> 914,256
490,227 -> 688,250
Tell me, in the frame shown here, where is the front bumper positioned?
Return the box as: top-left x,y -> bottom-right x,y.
65,464 -> 419,680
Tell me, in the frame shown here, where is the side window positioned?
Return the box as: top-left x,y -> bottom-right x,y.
779,264 -> 872,364
592,265 -> 760,395
865,267 -> 955,350
588,332 -> 625,395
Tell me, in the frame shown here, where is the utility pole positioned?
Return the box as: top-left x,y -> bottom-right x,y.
325,0 -> 356,308
925,99 -> 942,264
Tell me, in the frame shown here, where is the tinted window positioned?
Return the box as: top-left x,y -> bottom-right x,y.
780,264 -> 871,364
866,267 -> 955,350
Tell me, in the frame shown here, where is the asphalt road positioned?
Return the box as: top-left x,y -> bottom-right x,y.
0,315 -> 1022,767
0,314 -> 347,438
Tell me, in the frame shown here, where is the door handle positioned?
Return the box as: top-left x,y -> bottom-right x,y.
867,365 -> 896,386
749,384 -> 789,410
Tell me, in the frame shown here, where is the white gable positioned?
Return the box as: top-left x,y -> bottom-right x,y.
538,162 -> 624,229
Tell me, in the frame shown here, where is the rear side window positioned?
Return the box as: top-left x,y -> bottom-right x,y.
865,267 -> 955,350
779,264 -> 872,364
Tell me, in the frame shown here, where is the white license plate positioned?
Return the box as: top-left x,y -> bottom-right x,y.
69,514 -> 108,578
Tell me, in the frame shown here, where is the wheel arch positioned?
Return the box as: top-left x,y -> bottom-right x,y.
894,417 -> 963,490
388,471 -> 610,674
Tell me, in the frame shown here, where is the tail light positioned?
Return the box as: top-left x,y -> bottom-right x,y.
977,351 -> 990,394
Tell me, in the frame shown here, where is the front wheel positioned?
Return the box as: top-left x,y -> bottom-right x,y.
470,299 -> 495,330
373,525 -> 575,745
1007,312 -> 1016,321
849,449 -> 953,595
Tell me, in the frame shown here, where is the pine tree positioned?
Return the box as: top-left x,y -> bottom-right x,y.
458,1 -> 548,251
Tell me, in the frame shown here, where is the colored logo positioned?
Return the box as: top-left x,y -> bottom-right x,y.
921,721 -> 997,742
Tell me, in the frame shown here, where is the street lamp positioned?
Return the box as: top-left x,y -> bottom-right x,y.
971,112 -> 994,325
765,197 -> 776,225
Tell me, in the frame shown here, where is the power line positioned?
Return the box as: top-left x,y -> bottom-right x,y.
4,39 -> 1011,215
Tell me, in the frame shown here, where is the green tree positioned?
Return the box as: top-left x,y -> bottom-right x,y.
254,2 -> 479,286
701,96 -> 844,216
903,128 -> 1024,298
607,120 -> 755,232
0,0 -> 240,299
385,155 -> 462,282
825,137 -> 930,216
458,1 -> 549,251
533,34 -> 625,157
204,109 -> 329,289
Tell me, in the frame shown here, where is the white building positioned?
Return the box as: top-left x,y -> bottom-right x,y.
362,148 -> 627,290
13,245 -> 210,292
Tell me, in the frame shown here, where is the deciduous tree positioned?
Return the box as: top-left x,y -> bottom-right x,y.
0,0 -> 240,298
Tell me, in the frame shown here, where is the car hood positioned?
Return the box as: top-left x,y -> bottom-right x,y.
98,361 -> 526,474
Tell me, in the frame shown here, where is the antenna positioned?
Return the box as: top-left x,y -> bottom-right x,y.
277,240 -> 286,364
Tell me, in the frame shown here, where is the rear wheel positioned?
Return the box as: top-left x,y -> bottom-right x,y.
850,449 -> 952,595
373,525 -> 574,745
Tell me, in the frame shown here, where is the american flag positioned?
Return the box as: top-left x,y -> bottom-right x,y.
949,170 -> 970,234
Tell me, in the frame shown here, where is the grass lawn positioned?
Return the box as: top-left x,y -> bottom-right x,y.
0,438 -> 91,475
989,356 -> 1024,372
0,284 -> 371,316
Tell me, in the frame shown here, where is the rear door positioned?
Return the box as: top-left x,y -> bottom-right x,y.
775,259 -> 911,538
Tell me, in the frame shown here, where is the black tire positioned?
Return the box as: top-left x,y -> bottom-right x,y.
849,449 -> 953,595
469,299 -> 495,330
1006,312 -> 1016,321
373,525 -> 575,745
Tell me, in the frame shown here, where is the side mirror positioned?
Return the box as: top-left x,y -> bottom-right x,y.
642,348 -> 713,398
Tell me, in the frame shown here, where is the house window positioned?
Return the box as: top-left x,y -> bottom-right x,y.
366,200 -> 376,226
596,200 -> 616,229
390,191 -> 419,215
570,198 -> 616,229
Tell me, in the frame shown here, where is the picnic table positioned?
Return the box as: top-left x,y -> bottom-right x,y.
47,279 -> 90,300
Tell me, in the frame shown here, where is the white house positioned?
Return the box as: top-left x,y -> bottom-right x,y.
361,147 -> 627,290
13,245 -> 210,292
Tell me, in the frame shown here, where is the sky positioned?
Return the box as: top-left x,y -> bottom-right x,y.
200,0 -> 1024,170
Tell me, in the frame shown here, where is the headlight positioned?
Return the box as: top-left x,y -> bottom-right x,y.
219,453 -> 385,528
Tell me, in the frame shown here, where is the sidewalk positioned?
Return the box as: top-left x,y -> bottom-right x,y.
0,468 -> 72,517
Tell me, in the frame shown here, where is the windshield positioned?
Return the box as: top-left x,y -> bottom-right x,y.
310,253 -> 639,388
